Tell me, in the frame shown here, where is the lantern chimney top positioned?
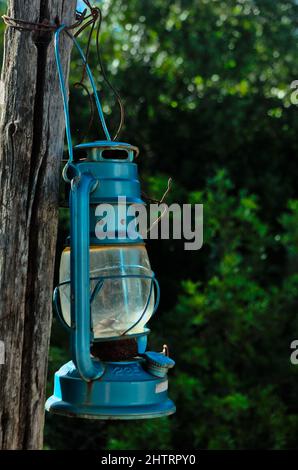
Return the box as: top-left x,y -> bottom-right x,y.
75,140 -> 139,163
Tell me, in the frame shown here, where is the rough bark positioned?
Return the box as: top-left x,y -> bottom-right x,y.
0,0 -> 76,449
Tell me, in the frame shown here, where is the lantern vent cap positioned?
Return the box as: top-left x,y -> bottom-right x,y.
75,140 -> 139,162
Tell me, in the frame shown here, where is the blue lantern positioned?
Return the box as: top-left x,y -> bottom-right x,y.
45,26 -> 175,419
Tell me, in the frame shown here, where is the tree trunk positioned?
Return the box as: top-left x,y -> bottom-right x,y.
0,0 -> 76,450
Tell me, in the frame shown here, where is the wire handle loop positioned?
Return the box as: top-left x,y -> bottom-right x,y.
54,25 -> 111,182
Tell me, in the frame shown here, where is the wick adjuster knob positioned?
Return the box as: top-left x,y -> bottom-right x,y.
141,351 -> 175,378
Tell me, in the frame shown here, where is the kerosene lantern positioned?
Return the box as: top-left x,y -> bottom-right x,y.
45,25 -> 175,419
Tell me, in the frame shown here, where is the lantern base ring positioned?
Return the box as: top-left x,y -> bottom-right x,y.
45,398 -> 175,420
46,359 -> 175,420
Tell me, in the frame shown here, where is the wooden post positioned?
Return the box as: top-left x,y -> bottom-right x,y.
0,0 -> 77,449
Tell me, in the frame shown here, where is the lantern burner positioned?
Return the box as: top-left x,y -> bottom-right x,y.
91,337 -> 138,361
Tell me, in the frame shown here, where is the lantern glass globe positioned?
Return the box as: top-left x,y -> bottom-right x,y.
59,244 -> 155,339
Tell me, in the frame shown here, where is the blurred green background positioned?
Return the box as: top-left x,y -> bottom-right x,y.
2,0 -> 298,449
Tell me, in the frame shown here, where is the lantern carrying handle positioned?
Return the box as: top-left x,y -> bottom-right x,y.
54,25 -> 111,182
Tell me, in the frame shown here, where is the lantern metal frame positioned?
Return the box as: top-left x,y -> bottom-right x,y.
53,272 -> 161,339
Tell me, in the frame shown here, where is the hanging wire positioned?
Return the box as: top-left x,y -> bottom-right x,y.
95,7 -> 125,141
73,2 -> 125,141
3,6 -> 88,32
72,5 -> 98,142
55,24 -> 112,163
71,1 -> 125,141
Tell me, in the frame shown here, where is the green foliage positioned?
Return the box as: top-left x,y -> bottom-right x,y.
106,419 -> 172,450
161,173 -> 298,449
